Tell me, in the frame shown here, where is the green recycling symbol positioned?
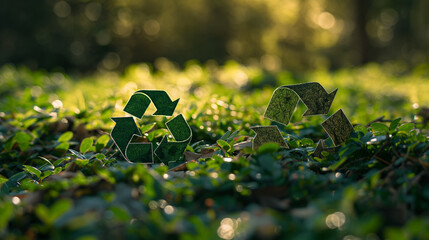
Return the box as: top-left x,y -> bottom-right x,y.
251,82 -> 354,157
110,90 -> 192,164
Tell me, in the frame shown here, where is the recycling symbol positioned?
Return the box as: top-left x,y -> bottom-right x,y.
251,82 -> 354,157
110,90 -> 192,164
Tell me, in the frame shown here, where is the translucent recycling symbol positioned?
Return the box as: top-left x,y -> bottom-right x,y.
251,82 -> 354,157
111,90 -> 192,164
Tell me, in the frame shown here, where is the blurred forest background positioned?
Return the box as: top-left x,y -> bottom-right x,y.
1,0 -> 428,73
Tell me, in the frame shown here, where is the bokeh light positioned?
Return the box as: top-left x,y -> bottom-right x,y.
217,218 -> 237,240
325,211 -> 346,229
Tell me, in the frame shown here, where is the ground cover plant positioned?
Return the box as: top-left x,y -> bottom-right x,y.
0,61 -> 428,239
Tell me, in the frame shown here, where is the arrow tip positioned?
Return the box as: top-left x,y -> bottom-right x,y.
324,87 -> 338,111
302,88 -> 338,116
311,140 -> 324,158
329,88 -> 338,98
153,98 -> 180,116
173,98 -> 180,105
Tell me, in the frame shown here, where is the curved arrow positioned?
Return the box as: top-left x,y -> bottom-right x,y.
111,117 -> 154,163
126,141 -> 154,164
124,90 -> 179,118
264,82 -> 337,125
287,83 -> 337,116
137,90 -> 179,116
111,117 -> 140,155
264,87 -> 300,126
123,93 -> 151,119
155,114 -> 192,164
313,109 -> 354,158
250,126 -> 288,150
321,109 -> 354,146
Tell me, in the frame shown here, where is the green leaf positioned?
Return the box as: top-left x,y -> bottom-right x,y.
54,168 -> 62,175
53,157 -> 68,167
58,131 -> 73,142
384,227 -> 408,240
69,149 -> 86,159
361,131 -> 373,143
300,138 -> 314,147
35,205 -> 50,225
0,183 -> 9,194
36,199 -> 72,225
75,159 -> 89,167
22,118 -> 37,129
95,153 -> 105,161
95,135 -> 110,152
216,139 -> 231,152
321,151 -> 331,157
8,172 -> 27,184
226,130 -> 240,142
97,169 -> 116,183
0,202 -> 13,230
257,143 -> 280,154
56,142 -> 70,151
140,122 -> 157,133
109,206 -> 131,221
40,170 -> 55,180
80,137 -> 93,154
147,129 -> 168,141
4,137 -> 15,152
14,131 -> 32,151
219,130 -> 232,141
370,123 -> 389,133
0,175 -> 8,185
354,124 -> 368,134
15,131 -> 32,143
50,199 -> 72,221
22,165 -> 42,178
186,161 -> 198,170
39,156 -> 54,168
398,123 -> 414,133
330,157 -> 348,171
389,118 -> 401,131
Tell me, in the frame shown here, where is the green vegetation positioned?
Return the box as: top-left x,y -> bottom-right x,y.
0,62 -> 428,239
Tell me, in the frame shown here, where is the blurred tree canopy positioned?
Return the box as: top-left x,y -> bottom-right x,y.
1,0 -> 428,72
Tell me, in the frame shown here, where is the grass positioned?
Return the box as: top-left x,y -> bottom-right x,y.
0,61 -> 428,239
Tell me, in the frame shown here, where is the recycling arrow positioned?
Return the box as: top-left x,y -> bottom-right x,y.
155,114 -> 192,164
286,83 -> 337,116
124,90 -> 180,118
250,126 -> 288,150
321,109 -> 354,146
264,82 -> 337,125
313,109 -> 354,158
111,90 -> 191,165
111,117 -> 153,163
252,82 -> 353,156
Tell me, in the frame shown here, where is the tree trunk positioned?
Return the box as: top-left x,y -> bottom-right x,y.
354,0 -> 370,64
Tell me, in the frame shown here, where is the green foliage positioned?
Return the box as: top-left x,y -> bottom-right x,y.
22,165 -> 42,179
80,137 -> 94,154
0,64 -> 428,239
1,1 -> 428,73
35,199 -> 72,226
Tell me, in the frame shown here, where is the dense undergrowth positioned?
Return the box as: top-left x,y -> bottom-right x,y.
0,62 -> 428,239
